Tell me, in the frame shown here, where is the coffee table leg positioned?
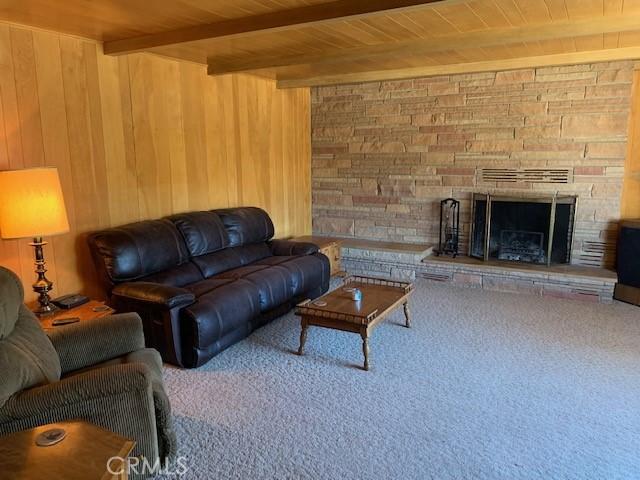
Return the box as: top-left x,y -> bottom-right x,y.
403,301 -> 411,328
360,330 -> 370,371
298,320 -> 308,355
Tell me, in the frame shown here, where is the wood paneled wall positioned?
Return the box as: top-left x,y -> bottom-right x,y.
622,68 -> 640,219
0,23 -> 311,301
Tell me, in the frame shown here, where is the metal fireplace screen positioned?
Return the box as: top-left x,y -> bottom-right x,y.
470,194 -> 577,266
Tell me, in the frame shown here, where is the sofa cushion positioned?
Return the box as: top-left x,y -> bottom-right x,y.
214,207 -> 274,246
190,249 -> 243,279
256,254 -> 329,297
251,256 -> 294,267
215,265 -> 269,280
239,267 -> 293,312
167,211 -> 230,256
141,263 -> 203,288
233,244 -> 272,266
88,220 -> 190,283
182,280 -> 260,349
216,264 -> 292,311
185,278 -> 234,298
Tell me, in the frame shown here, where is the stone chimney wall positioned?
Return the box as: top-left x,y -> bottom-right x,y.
311,61 -> 636,267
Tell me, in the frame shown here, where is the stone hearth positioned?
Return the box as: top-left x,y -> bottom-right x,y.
340,243 -> 617,303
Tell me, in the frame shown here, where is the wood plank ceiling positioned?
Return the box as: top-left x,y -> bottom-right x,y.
1,0 -> 640,88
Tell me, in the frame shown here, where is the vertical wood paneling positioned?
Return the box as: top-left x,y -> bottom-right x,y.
180,63 -> 209,211
0,26 -> 23,168
0,26 -> 20,279
622,68 -> 640,219
10,28 -> 43,169
32,29 -> 77,297
0,24 -> 311,302
95,47 -> 139,227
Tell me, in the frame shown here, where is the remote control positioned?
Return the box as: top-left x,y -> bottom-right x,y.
52,317 -> 80,326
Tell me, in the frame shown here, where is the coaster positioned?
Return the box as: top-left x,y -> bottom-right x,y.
35,428 -> 66,447
312,300 -> 327,307
92,305 -> 111,312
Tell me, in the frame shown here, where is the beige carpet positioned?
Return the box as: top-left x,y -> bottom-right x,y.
158,280 -> 640,480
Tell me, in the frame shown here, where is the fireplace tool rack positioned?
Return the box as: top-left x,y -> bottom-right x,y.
437,198 -> 460,257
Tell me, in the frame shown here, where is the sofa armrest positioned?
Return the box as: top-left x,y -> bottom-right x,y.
270,239 -> 319,256
47,313 -> 145,374
110,282 -> 194,368
112,282 -> 195,309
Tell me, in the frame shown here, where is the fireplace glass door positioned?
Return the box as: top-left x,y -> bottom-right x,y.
470,194 -> 576,266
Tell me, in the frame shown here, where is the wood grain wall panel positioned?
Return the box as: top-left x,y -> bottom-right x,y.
95,48 -> 139,227
32,29 -> 77,298
10,28 -> 44,169
203,74 -> 235,208
0,23 -> 311,301
180,62 -> 209,212
622,68 -> 640,219
129,53 -> 176,220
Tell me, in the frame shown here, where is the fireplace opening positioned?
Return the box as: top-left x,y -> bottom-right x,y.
470,194 -> 577,265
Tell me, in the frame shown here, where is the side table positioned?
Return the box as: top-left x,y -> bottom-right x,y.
38,300 -> 115,330
291,235 -> 344,277
0,420 -> 135,479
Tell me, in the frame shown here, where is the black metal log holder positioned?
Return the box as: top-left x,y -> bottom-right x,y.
437,198 -> 460,257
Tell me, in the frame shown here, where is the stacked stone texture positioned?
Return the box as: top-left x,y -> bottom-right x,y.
311,61 -> 636,267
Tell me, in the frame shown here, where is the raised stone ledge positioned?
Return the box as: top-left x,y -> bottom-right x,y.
420,257 -> 616,304
342,246 -> 426,265
340,246 -> 617,303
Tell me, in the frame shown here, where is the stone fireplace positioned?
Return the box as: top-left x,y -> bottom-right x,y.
311,61 -> 636,271
469,194 -> 576,266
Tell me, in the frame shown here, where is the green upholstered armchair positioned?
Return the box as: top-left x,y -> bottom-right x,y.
0,266 -> 176,475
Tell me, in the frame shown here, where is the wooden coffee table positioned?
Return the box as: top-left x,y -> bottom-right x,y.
295,275 -> 413,371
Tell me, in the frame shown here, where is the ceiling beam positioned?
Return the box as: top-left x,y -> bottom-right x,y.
276,46 -> 640,88
104,0 -> 453,56
208,13 -> 640,75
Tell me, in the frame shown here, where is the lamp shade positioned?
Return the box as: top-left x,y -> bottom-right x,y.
0,167 -> 70,239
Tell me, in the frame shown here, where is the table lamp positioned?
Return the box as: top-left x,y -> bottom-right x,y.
0,167 -> 70,315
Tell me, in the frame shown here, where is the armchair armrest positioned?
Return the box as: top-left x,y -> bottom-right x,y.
0,364 -> 158,461
1,363 -> 152,420
48,313 -> 145,374
270,239 -> 319,256
112,282 -> 195,309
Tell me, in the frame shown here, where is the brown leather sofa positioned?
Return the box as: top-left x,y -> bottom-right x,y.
88,207 -> 329,368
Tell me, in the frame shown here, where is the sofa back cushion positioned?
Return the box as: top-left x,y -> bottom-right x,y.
88,220 -> 190,284
167,211 -> 230,256
167,211 -> 245,278
0,267 -> 61,408
214,207 -> 274,247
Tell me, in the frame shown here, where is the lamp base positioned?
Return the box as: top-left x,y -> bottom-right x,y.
29,237 -> 58,316
33,301 -> 58,316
